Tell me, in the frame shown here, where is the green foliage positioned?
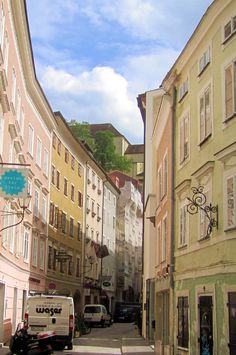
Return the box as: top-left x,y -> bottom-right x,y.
69,121 -> 95,150
68,121 -> 131,173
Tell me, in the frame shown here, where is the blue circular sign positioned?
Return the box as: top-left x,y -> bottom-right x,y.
0,169 -> 26,196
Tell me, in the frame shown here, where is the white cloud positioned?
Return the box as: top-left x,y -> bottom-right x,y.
40,66 -> 143,142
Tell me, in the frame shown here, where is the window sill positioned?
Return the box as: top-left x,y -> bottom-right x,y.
178,244 -> 188,250
177,346 -> 189,352
198,234 -> 210,242
198,61 -> 210,77
224,225 -> 236,233
199,133 -> 212,147
224,112 -> 236,124
178,91 -> 188,104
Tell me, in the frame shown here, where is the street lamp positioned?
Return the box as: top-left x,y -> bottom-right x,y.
0,195 -> 31,235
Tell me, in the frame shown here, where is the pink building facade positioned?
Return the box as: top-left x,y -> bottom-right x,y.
0,0 -> 55,342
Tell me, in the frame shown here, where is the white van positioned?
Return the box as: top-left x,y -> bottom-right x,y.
83,304 -> 112,327
24,295 -> 74,350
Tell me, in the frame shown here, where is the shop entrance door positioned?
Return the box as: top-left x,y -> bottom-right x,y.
199,296 -> 213,355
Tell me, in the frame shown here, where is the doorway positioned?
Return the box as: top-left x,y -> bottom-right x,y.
199,295 -> 213,355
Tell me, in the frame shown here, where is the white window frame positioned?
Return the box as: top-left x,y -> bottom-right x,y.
157,165 -> 162,203
36,137 -> 42,167
199,84 -> 212,143
225,173 -> 236,230
3,31 -> 9,74
179,111 -> 189,165
179,200 -> 188,248
179,78 -> 188,101
34,189 -> 40,218
0,2 -> 5,49
223,15 -> 236,42
43,148 -> 49,177
199,47 -> 210,75
16,90 -> 21,124
23,227 -> 30,262
28,124 -> 34,157
163,152 -> 168,197
39,239 -> 45,270
11,68 -> 17,109
224,60 -> 236,121
161,215 -> 167,262
42,195 -> 47,224
156,222 -> 161,266
32,235 -> 38,267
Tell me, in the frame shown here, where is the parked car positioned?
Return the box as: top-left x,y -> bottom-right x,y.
83,304 -> 112,327
113,302 -> 141,322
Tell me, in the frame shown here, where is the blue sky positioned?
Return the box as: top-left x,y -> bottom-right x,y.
26,0 -> 213,144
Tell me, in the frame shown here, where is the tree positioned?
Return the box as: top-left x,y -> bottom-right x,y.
94,131 -> 131,173
69,121 -> 95,150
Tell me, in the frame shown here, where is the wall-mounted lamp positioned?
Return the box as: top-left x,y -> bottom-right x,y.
187,186 -> 218,238
146,216 -> 156,227
0,195 -> 31,235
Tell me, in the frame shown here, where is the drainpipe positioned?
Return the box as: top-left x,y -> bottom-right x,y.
170,85 -> 177,354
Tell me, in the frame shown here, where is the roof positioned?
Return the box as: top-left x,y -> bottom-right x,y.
90,123 -> 128,141
125,144 -> 144,154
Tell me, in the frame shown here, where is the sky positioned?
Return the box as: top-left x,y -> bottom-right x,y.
26,0 -> 213,144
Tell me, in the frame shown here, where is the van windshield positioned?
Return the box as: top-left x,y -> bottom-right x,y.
84,306 -> 101,313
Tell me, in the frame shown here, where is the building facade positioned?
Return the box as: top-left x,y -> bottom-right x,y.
0,0 -> 55,342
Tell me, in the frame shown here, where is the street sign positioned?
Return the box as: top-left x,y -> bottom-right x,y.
0,168 -> 29,198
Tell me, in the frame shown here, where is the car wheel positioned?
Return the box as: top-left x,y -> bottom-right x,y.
101,319 -> 105,327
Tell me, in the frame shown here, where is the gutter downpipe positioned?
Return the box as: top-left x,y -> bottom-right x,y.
170,85 -> 176,354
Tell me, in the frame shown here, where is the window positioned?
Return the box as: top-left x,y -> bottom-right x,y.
78,163 -> 82,176
177,296 -> 189,348
157,165 -> 162,203
0,114 -> 4,155
97,204 -> 100,220
180,113 -> 189,164
162,216 -> 167,262
71,156 -> 75,170
163,153 -> 168,196
43,149 -> 49,177
34,189 -> 39,218
49,202 -> 54,225
65,148 -> 69,163
69,217 -> 74,237
157,223 -> 161,266
77,222 -> 81,240
42,195 -> 47,224
200,86 -> 212,143
36,137 -> 42,167
57,139 -> 61,155
225,61 -> 236,120
113,216 -> 116,229
224,15 -> 236,41
71,184 -> 75,202
199,47 -> 210,74
32,235 -> 38,267
0,2 -> 5,49
78,191 -> 83,207
48,246 -> 53,269
199,190 -> 210,239
228,292 -> 236,355
76,257 -> 80,277
68,255 -> 73,275
61,212 -> 67,233
3,31 -> 9,73
51,166 -> 55,185
11,68 -> 17,109
23,228 -> 30,261
56,170 -> 60,189
28,125 -> 34,156
39,240 -> 45,270
92,200 -> 95,216
52,132 -> 56,148
16,90 -> 21,124
179,79 -> 188,101
19,108 -> 24,136
54,206 -> 59,228
226,175 -> 236,228
64,178 -> 68,196
179,203 -> 188,247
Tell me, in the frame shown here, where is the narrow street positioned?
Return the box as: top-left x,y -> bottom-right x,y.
0,323 -> 154,355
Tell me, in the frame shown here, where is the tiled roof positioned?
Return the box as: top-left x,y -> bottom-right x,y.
125,144 -> 144,154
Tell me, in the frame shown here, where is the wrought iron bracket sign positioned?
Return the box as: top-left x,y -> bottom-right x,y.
187,186 -> 218,238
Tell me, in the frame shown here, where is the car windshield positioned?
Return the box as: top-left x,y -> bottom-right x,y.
84,306 -> 101,313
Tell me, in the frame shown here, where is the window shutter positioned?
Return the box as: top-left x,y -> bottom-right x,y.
205,88 -> 211,136
180,119 -> 184,162
225,65 -> 233,119
227,176 -> 235,227
200,96 -> 205,141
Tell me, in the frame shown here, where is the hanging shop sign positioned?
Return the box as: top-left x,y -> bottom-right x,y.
0,168 -> 29,198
